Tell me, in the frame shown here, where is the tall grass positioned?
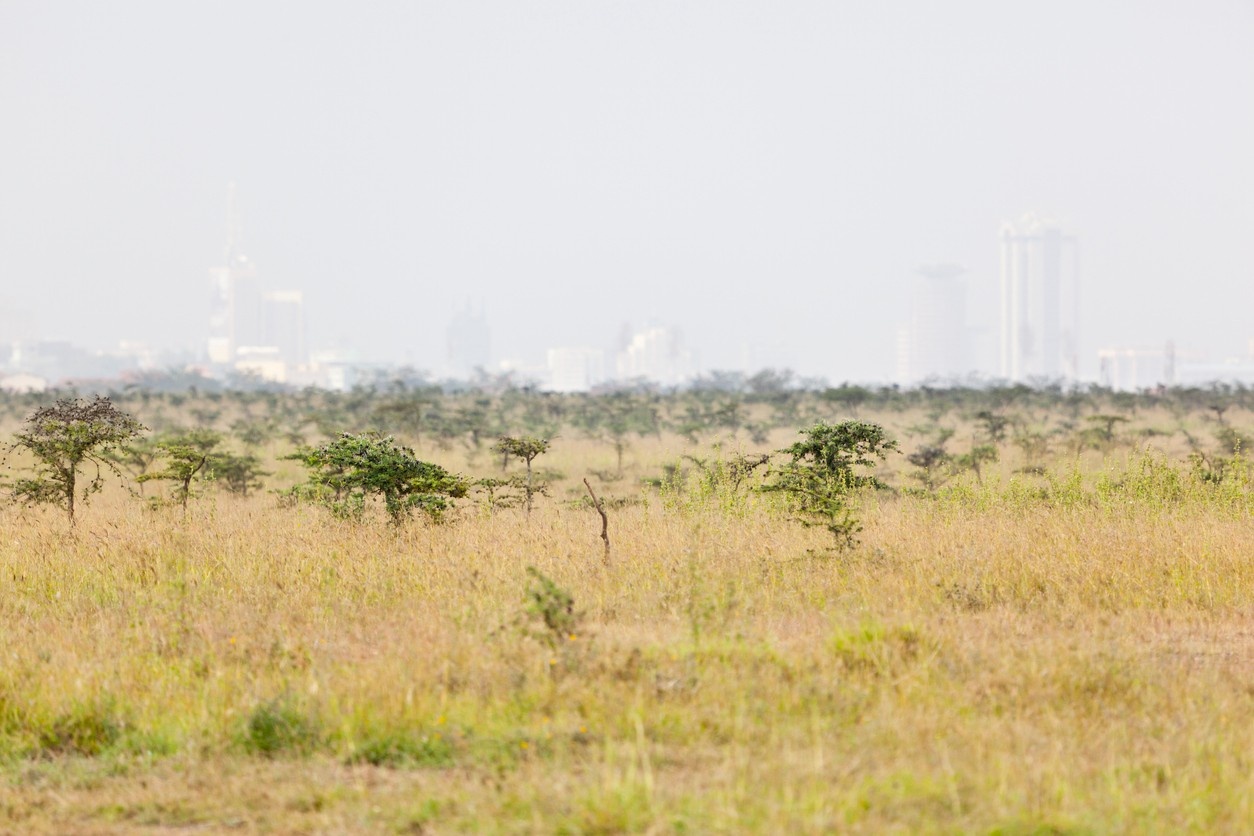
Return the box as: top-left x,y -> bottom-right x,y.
0,433 -> 1250,832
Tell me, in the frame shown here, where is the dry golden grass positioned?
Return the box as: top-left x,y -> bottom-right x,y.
0,431 -> 1251,834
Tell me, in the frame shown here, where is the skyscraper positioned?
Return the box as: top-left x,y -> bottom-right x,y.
262,291 -> 306,366
898,264 -> 967,383
206,184 -> 261,365
999,214 -> 1080,381
546,347 -> 606,392
446,304 -> 490,378
207,256 -> 260,364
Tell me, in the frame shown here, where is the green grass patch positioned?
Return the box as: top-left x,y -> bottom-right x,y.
347,728 -> 455,768
238,697 -> 321,757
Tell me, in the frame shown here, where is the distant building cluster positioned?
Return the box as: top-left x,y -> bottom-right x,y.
546,347 -> 606,393
538,326 -> 693,392
7,191 -> 1254,394
891,211 -> 1254,392
0,339 -> 182,394
898,213 -> 1081,386
1098,341 -> 1254,391
205,188 -> 309,384
614,325 -> 696,387
206,257 -> 307,378
1098,343 -> 1177,391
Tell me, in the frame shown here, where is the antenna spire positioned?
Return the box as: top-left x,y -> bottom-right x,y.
225,182 -> 243,263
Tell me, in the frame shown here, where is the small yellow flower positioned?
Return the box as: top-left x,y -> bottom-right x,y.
520,741 -> 528,749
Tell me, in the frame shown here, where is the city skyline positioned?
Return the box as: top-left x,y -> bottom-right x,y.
3,2 -> 1252,386
11,188 -> 1252,388
4,192 -> 1254,391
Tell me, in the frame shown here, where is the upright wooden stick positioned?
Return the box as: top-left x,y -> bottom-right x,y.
583,477 -> 610,565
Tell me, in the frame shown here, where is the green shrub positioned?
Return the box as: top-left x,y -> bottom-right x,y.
349,730 -> 454,768
37,702 -> 125,757
523,566 -> 581,649
240,699 -> 320,757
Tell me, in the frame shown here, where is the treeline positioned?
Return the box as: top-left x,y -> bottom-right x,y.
1,379 -> 1250,550
2,376 -> 1252,451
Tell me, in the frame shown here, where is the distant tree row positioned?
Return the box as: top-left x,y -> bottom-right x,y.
2,387 -> 1248,545
2,378 -> 1250,475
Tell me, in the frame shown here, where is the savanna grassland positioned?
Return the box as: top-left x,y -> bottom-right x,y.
0,381 -> 1251,833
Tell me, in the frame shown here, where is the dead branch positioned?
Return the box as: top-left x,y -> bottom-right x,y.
583,477 -> 610,565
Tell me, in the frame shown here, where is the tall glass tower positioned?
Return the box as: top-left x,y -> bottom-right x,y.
999,214 -> 1080,382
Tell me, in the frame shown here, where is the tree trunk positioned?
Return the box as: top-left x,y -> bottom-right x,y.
525,458 -> 534,515
66,469 -> 76,524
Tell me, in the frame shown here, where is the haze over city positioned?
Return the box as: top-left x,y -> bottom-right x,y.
2,1 -> 1252,387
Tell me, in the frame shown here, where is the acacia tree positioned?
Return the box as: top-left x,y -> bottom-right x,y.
973,410 -> 1012,444
493,435 -> 550,514
139,429 -> 222,514
474,476 -> 526,514
907,444 -> 952,491
1078,414 -> 1129,452
763,421 -> 897,550
104,435 -> 163,495
819,385 -> 871,419
285,432 -> 467,525
6,396 -> 145,523
230,418 -> 278,451
213,451 -> 270,497
575,394 -> 656,477
953,443 -> 999,485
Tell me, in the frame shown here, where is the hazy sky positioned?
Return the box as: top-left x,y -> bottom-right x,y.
2,1 -> 1252,381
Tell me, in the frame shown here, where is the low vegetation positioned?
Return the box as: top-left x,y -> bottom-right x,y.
0,381 -> 1250,832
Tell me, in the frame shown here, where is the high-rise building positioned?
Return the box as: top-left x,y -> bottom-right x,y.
447,304 -> 490,378
616,325 -> 695,386
898,264 -> 967,383
999,214 -> 1080,381
206,186 -> 312,377
1098,342 -> 1176,391
262,291 -> 306,366
546,347 -> 605,392
207,184 -> 263,365
894,325 -> 912,384
207,257 -> 260,364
